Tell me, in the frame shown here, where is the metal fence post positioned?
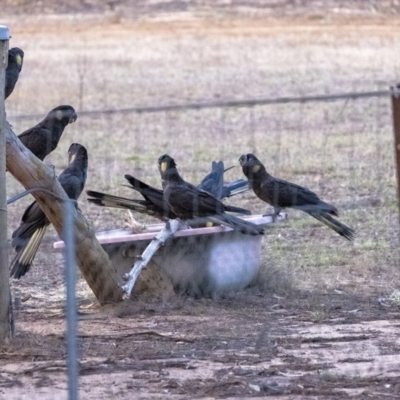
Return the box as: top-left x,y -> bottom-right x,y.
64,199 -> 79,400
0,25 -> 13,342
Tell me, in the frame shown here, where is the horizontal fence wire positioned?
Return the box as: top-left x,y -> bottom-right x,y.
8,88 -> 399,121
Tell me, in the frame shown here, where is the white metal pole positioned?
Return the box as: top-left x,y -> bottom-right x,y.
0,25 -> 12,342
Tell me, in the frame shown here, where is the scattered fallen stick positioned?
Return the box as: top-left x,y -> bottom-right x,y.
277,370 -> 304,377
19,361 -> 69,375
122,219 -> 184,298
79,358 -> 190,375
59,330 -> 195,343
1,358 -> 192,376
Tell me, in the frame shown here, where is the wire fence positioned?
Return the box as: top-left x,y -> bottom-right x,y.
7,86 -> 399,269
7,88 -> 396,121
4,188 -> 80,400
6,86 -> 400,398
3,9 -> 400,396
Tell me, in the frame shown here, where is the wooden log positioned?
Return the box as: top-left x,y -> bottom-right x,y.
6,122 -> 124,305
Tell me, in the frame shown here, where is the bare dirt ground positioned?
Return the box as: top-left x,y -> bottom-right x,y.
2,1 -> 400,398
3,286 -> 400,399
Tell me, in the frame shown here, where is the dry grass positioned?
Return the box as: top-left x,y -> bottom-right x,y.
3,9 -> 400,399
4,13 -> 400,303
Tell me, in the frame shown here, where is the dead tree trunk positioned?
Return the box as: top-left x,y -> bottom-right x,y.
6,122 -> 124,305
0,26 -> 13,343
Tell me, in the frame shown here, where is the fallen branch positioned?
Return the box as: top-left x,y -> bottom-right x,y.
67,330 -> 195,343
122,219 -> 183,297
0,358 -> 192,376
10,361 -> 69,375
79,358 -> 190,375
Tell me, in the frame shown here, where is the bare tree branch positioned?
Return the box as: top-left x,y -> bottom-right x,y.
6,122 -> 124,305
122,219 -> 183,297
